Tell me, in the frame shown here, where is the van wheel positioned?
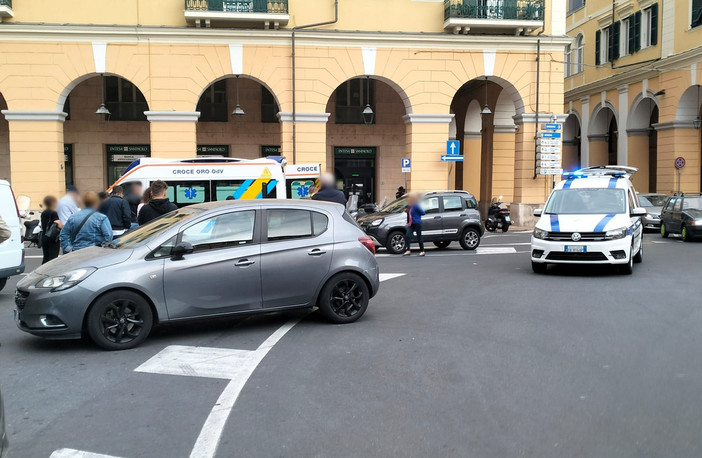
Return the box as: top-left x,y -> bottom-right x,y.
318,272 -> 369,324
87,290 -> 153,351
0,278 -> 6,292
620,246 -> 634,275
459,227 -> 481,250
433,241 -> 451,249
385,231 -> 407,255
633,239 -> 643,263
531,262 -> 547,274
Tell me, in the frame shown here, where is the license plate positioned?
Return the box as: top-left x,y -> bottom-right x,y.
565,246 -> 586,253
504,216 -> 511,222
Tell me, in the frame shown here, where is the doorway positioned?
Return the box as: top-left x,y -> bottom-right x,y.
333,147 -> 376,205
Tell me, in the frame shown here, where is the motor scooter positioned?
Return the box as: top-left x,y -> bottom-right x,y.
485,196 -> 511,233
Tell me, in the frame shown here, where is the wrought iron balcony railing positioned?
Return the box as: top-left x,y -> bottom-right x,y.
185,0 -> 288,14
444,0 -> 544,22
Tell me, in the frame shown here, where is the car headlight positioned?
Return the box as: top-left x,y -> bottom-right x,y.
645,213 -> 653,219
35,267 -> 96,292
370,218 -> 384,227
533,228 -> 549,240
692,219 -> 702,226
605,227 -> 627,240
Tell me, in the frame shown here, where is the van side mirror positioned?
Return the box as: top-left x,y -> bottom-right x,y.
533,209 -> 543,217
631,207 -> 646,217
171,242 -> 194,261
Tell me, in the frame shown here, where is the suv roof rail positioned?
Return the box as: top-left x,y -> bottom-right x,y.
564,166 -> 638,179
423,190 -> 471,195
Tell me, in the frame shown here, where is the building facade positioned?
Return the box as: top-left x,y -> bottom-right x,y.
564,0 -> 702,194
0,0 -> 567,222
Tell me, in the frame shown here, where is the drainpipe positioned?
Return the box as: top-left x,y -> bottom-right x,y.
533,38 -> 541,179
291,0 -> 339,164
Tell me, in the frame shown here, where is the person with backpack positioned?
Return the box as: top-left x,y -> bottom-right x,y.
60,191 -> 113,253
40,195 -> 63,263
137,180 -> 177,225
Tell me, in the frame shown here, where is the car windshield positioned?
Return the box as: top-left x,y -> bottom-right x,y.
380,196 -> 408,214
683,197 -> 702,210
112,207 -> 203,249
545,188 -> 627,215
640,195 -> 667,207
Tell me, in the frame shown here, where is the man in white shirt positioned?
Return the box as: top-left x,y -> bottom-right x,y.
57,186 -> 81,225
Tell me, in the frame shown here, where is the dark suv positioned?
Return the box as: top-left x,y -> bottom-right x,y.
357,191 -> 484,254
660,194 -> 702,241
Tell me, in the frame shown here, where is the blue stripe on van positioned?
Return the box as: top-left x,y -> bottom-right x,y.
550,214 -> 560,231
608,177 -> 618,188
562,179 -> 574,189
594,214 -> 616,232
233,179 -> 254,199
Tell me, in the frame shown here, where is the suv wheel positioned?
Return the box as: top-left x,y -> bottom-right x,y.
682,225 -> 692,242
459,227 -> 481,250
385,231 -> 407,255
660,222 -> 669,238
433,241 -> 451,249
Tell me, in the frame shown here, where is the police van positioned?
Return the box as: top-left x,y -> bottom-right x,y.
531,166 -> 646,275
108,157 -> 320,206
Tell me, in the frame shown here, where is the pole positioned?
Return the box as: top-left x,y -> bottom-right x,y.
404,172 -> 407,192
677,168 -> 681,194
448,162 -> 453,190
533,39 -> 541,179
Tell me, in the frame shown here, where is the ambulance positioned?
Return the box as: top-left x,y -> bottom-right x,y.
531,166 -> 646,275
108,157 -> 320,206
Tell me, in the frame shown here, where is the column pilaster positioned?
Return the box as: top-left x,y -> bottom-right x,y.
403,114 -> 454,191
279,112 -> 330,169
146,111 -> 199,159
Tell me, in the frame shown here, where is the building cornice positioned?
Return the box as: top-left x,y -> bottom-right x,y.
403,114 -> 454,124
653,121 -> 698,131
0,23 -> 571,51
277,112 -> 330,123
1,110 -> 67,122
145,111 -> 200,122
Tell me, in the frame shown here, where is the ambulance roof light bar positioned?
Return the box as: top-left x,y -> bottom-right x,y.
563,166 -> 638,179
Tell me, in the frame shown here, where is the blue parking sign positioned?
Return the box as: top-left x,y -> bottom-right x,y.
401,158 -> 411,173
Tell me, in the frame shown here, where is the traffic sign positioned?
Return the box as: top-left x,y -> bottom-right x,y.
675,157 -> 686,169
401,158 -> 411,173
537,161 -> 562,168
441,155 -> 465,162
539,168 -> 563,175
537,139 -> 561,146
446,140 -> 460,156
536,146 -> 562,154
542,123 -> 562,130
538,153 -> 561,161
538,132 -> 562,139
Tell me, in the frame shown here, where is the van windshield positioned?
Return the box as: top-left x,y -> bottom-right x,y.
381,197 -> 408,214
112,207 -> 203,249
545,188 -> 627,215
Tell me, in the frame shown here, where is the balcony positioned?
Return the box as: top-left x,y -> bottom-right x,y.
0,0 -> 13,21
444,0 -> 544,35
184,0 -> 289,29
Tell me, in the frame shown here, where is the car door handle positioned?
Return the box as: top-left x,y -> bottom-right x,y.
434,216 -> 442,219
308,249 -> 327,256
235,259 -> 255,267
459,214 -> 467,217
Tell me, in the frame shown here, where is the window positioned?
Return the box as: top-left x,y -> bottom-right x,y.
151,235 -> 177,259
621,17 -> 631,57
197,80 -> 228,122
335,78 -> 376,124
420,197 -> 440,214
640,5 -> 658,49
266,209 -> 327,241
694,0 -> 702,28
544,189 -> 627,215
574,34 -> 584,73
442,196 -> 464,212
564,43 -> 572,77
104,76 -> 148,121
596,27 -> 610,65
683,197 -> 702,210
165,181 -> 210,207
261,87 -> 279,123
568,0 -> 584,14
466,197 -> 478,209
673,198 -> 682,212
181,211 -> 256,252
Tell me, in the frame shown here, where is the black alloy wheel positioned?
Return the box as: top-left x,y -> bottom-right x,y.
318,273 -> 370,324
87,290 -> 153,350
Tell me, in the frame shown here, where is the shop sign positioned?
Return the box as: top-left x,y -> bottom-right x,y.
334,147 -> 377,157
261,145 -> 281,156
197,145 -> 229,155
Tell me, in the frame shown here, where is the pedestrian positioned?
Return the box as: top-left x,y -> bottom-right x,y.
56,185 -> 81,224
60,191 -> 113,253
40,195 -> 62,263
98,191 -> 109,204
311,173 -> 346,206
98,185 -> 132,236
137,187 -> 152,216
0,215 -> 10,244
137,180 -> 177,225
125,182 -> 143,223
404,192 -> 426,257
396,186 -> 406,199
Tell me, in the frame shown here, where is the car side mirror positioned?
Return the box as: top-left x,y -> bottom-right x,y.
171,242 -> 194,261
533,209 -> 543,217
631,207 -> 646,217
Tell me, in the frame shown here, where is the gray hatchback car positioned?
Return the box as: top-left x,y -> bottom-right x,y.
357,191 -> 484,254
15,200 -> 380,350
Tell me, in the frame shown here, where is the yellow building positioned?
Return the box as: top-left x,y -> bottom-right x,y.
0,0 -> 568,223
565,0 -> 702,194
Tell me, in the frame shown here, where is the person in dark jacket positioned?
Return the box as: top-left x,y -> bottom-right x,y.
137,180 -> 178,225
311,173 -> 346,206
98,185 -> 132,236
125,182 -> 143,223
404,192 -> 426,257
40,195 -> 62,263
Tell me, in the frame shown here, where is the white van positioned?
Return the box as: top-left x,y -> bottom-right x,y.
108,157 -> 289,207
0,180 -> 25,291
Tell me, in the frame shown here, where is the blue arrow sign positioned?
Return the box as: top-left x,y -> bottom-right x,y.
441,155 -> 464,162
446,140 -> 460,156
539,132 -> 562,138
543,123 -> 562,130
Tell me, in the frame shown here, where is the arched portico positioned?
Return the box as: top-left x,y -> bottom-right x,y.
589,103 -> 618,166
627,94 -> 659,192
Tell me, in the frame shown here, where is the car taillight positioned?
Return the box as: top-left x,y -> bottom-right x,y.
358,236 -> 375,255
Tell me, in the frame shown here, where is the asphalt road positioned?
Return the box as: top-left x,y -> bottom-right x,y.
1,232 -> 701,457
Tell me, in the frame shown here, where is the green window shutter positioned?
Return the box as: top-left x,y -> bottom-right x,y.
634,11 -> 642,52
607,25 -> 614,62
612,22 -> 621,60
628,16 -> 636,53
650,4 -> 658,46
595,29 -> 601,66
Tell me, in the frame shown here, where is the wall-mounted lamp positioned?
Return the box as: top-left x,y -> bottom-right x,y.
480,77 -> 492,115
653,90 -> 666,97
362,76 -> 374,125
95,74 -> 111,116
232,75 -> 245,116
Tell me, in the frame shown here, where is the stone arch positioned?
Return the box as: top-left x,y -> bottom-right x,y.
327,75 -> 413,116
57,72 -> 150,112
196,74 -> 282,112
588,101 -> 618,137
628,91 -> 660,131
676,85 -> 701,123
464,100 -> 481,133
563,111 -> 582,171
494,89 -> 517,129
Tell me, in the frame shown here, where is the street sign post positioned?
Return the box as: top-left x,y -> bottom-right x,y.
541,123 -> 562,130
536,146 -> 562,153
537,139 -> 561,146
538,153 -> 560,161
537,122 -> 563,183
675,157 -> 685,193
444,140 -> 461,190
538,132 -> 562,139
538,168 -> 563,175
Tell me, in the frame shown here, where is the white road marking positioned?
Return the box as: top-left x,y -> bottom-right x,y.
379,273 -> 406,282
376,247 -> 520,258
25,255 -> 43,259
50,449 -> 123,458
476,247 -> 517,255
